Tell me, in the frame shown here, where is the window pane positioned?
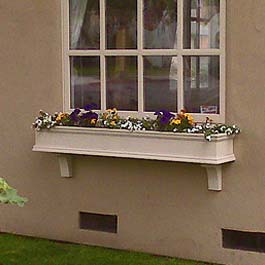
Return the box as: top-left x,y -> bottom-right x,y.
183,0 -> 220,49
70,57 -> 101,109
144,0 -> 178,49
106,57 -> 138,111
144,56 -> 178,112
106,0 -> 137,49
69,0 -> 100,50
184,56 -> 220,114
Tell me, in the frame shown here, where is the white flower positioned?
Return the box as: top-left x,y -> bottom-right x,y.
36,120 -> 42,126
220,126 -> 226,132
206,135 -> 212,142
226,128 -> 233,136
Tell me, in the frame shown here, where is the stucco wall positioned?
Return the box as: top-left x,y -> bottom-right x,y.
0,1 -> 265,265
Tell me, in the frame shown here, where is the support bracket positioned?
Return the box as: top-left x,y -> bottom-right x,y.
201,165 -> 222,191
57,155 -> 72,178
55,155 -> 223,190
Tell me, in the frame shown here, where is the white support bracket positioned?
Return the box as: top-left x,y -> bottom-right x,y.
201,165 -> 222,191
57,155 -> 72,178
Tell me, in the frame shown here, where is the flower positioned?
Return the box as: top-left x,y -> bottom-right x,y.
154,110 -> 175,125
84,103 -> 97,111
184,113 -> 194,125
69,109 -> 81,122
206,135 -> 212,142
73,109 -> 81,115
171,119 -> 181,125
56,113 -> 69,123
113,115 -> 119,121
81,112 -> 98,120
33,108 -> 240,142
106,108 -> 117,114
91,119 -> 97,125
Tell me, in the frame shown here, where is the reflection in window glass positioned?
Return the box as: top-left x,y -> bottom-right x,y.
69,0 -> 100,50
184,56 -> 219,113
70,57 -> 101,109
106,0 -> 137,49
144,0 -> 178,49
183,0 -> 220,49
144,56 -> 178,112
106,57 -> 138,111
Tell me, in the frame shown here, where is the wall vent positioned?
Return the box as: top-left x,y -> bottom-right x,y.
222,229 -> 265,253
79,212 -> 118,233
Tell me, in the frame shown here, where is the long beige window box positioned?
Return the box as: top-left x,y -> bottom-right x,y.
33,126 -> 236,191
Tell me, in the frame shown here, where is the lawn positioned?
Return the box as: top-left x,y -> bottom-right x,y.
0,234 -> 219,265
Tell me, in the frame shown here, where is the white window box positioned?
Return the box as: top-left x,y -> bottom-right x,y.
33,126 -> 236,191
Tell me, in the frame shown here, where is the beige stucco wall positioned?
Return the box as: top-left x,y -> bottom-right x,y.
0,1 -> 265,265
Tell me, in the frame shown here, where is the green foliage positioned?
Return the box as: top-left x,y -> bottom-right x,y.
0,178 -> 27,207
33,108 -> 240,142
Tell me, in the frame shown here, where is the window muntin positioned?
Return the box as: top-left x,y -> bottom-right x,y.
63,0 -> 225,122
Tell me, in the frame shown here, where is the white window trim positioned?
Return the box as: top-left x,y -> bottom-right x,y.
61,0 -> 226,123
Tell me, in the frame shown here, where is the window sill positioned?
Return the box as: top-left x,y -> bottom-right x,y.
33,126 -> 236,191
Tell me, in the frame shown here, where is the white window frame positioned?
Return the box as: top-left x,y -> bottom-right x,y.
61,0 -> 226,123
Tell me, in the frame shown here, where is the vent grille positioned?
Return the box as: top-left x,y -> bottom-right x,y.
79,212 -> 118,234
222,229 -> 265,253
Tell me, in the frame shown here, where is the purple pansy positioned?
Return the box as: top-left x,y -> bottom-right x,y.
84,103 -> 97,111
73,108 -> 81,115
69,108 -> 81,122
154,110 -> 175,125
81,112 -> 98,120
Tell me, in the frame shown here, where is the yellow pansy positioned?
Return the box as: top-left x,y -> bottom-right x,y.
110,121 -> 116,126
113,115 -> 119,121
171,119 -> 181,125
56,113 -> 68,122
91,119 -> 97,125
184,113 -> 194,125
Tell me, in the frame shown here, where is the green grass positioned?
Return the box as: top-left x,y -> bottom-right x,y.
0,234 -> 218,265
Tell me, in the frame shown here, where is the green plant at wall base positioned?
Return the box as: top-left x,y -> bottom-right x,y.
0,178 -> 27,207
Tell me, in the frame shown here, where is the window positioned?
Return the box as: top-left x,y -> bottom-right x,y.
62,0 -> 225,122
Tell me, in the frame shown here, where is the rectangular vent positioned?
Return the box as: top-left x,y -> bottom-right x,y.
79,212 -> 118,233
222,229 -> 265,253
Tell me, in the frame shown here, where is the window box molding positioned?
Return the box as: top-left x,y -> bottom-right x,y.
33,127 -> 236,191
